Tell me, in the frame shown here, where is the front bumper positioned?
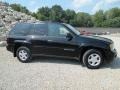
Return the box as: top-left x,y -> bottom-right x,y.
106,49 -> 117,62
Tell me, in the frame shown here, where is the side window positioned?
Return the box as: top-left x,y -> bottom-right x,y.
34,23 -> 48,36
59,27 -> 69,36
10,23 -> 33,36
48,23 -> 69,37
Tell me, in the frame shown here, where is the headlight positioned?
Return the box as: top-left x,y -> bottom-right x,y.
110,43 -> 114,50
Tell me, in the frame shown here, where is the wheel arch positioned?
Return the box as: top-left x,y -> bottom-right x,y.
79,46 -> 106,62
13,41 -> 31,57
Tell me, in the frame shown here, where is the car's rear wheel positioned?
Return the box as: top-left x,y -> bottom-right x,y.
16,46 -> 32,63
82,49 -> 103,69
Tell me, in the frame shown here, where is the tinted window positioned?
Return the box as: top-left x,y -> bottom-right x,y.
10,23 -> 34,36
48,23 -> 69,37
65,24 -> 80,35
34,23 -> 48,36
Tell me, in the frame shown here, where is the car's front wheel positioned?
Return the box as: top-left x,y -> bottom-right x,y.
82,49 -> 103,69
16,46 -> 32,63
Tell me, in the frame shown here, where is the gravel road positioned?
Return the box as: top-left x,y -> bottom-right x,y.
0,36 -> 120,90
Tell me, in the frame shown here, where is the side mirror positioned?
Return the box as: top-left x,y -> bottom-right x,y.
66,33 -> 73,41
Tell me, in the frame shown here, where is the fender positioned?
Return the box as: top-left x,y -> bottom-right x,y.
78,43 -> 108,61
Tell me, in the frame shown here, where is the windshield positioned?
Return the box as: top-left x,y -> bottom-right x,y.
64,24 -> 80,35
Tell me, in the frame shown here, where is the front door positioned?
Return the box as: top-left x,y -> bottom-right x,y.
45,23 -> 79,57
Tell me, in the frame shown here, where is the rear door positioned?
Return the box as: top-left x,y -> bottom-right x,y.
31,23 -> 49,54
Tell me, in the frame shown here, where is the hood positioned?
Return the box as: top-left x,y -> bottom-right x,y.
80,35 -> 113,44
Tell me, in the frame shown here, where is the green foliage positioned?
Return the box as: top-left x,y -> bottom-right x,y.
102,17 -> 120,27
49,5 -> 64,22
31,13 -> 37,19
64,9 -> 76,23
9,3 -> 120,27
75,12 -> 93,27
105,8 -> 120,19
93,10 -> 105,27
36,7 -> 50,20
10,4 -> 30,15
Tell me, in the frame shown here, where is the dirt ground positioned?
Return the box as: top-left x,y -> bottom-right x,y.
0,35 -> 120,90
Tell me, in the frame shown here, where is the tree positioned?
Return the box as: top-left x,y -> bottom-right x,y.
105,8 -> 120,19
10,4 -> 30,15
20,6 -> 30,14
9,3 -> 120,27
102,17 -> 120,27
10,4 -> 21,12
36,7 -> 50,20
92,10 -> 105,27
64,9 -> 76,24
49,5 -> 64,22
75,12 -> 93,27
31,12 -> 37,19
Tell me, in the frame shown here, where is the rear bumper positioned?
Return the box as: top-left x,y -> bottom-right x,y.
6,45 -> 14,52
105,49 -> 117,62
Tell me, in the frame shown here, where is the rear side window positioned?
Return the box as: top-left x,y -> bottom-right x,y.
34,23 -> 48,36
10,23 -> 34,36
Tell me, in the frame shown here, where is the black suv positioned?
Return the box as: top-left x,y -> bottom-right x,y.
6,22 -> 117,69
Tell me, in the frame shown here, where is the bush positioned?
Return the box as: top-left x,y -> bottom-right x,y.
102,17 -> 120,27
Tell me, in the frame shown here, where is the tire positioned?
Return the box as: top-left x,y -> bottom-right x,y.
16,46 -> 32,63
82,49 -> 103,69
